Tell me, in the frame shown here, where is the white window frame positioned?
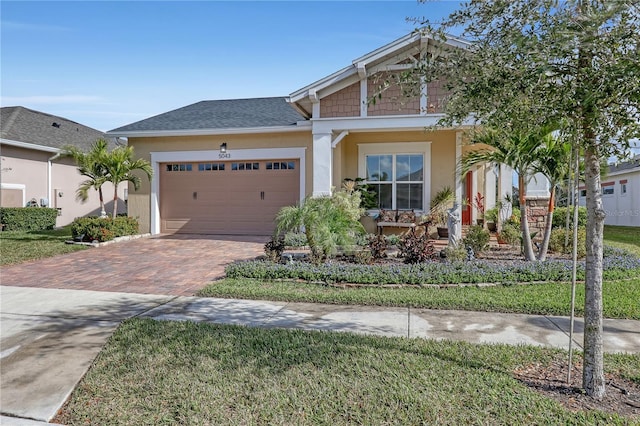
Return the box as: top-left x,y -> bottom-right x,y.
357,142 -> 431,213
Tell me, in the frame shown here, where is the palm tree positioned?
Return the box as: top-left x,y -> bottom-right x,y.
102,146 -> 152,219
63,139 -> 109,217
275,187 -> 364,263
460,127 -> 554,261
530,133 -> 572,261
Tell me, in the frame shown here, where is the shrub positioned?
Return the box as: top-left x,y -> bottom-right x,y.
463,225 -> 490,254
504,207 -> 520,227
441,246 -> 467,262
385,234 -> 400,246
264,236 -> 285,262
549,227 -> 586,258
398,229 -> 435,263
498,223 -> 520,246
70,216 -> 139,242
0,207 -> 58,231
284,232 -> 307,247
551,206 -> 587,229
368,234 -> 388,259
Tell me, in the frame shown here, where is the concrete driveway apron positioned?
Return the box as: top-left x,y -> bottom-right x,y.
0,234 -> 267,296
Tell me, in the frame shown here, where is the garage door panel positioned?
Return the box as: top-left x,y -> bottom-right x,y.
160,159 -> 299,235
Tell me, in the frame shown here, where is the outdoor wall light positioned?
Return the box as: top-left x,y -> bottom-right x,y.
220,143 -> 227,153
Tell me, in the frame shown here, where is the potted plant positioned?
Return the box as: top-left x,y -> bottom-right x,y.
427,186 -> 455,238
485,207 -> 499,232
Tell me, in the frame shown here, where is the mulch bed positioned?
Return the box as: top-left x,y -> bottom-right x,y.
514,359 -> 640,420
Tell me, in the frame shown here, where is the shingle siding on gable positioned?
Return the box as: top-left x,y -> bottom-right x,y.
320,82 -> 360,118
367,72 -> 420,116
426,79 -> 449,114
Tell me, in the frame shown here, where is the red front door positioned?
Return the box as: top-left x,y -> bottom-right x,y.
462,173 -> 473,225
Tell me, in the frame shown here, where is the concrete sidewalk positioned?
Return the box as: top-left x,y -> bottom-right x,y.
2,285 -> 639,424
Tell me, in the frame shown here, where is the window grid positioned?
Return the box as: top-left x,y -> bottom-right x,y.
231,162 -> 260,171
364,154 -> 424,210
198,163 -> 225,171
166,164 -> 192,172
266,161 -> 295,170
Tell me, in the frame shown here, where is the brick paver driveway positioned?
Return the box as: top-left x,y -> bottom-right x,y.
0,235 -> 268,296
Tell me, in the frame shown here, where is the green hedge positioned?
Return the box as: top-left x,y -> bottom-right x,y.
0,207 -> 58,231
552,206 -> 587,228
71,216 -> 140,242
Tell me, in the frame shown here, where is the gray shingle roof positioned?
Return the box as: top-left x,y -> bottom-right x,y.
1,106 -> 106,151
609,155 -> 640,174
108,97 -> 306,133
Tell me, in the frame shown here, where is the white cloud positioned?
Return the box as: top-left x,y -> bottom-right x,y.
1,20 -> 71,32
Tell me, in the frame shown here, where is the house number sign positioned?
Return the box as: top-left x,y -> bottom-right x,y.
219,153 -> 231,159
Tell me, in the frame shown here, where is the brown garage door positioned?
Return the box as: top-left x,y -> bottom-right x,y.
160,159 -> 299,235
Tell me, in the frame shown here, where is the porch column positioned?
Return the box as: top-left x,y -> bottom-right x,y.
499,164 -> 513,220
454,132 -> 463,241
484,165 -> 497,210
312,132 -> 333,196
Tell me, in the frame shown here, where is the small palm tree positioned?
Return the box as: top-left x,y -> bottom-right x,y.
102,146 -> 152,219
63,139 -> 110,217
275,187 -> 364,263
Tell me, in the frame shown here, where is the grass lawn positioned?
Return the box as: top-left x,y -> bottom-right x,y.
198,278 -> 640,319
55,318 -> 638,425
0,227 -> 86,266
604,225 -> 640,258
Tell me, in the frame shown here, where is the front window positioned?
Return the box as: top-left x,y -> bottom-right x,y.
365,154 -> 424,210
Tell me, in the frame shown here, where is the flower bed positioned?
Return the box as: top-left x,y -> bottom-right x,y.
225,246 -> 640,285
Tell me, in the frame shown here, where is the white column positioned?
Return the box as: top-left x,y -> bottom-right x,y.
499,164 -> 513,220
526,172 -> 551,197
312,132 -> 333,196
484,165 -> 497,210
454,132 -> 463,241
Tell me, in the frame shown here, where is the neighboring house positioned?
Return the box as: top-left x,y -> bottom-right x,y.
108,32 -> 514,236
0,106 -> 127,227
579,155 -> 640,227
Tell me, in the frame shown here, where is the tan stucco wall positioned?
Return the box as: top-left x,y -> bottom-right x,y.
127,131 -> 313,233
334,130 -> 457,209
0,144 -> 126,226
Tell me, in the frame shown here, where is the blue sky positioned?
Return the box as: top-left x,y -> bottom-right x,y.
1,1 -> 463,132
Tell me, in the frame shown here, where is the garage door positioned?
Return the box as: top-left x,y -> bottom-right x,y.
160,159 -> 299,235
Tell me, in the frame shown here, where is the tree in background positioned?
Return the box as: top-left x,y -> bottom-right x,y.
410,0 -> 639,398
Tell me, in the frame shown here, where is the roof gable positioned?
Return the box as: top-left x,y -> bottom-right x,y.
0,106 -> 106,151
108,97 -> 306,135
288,31 -> 471,117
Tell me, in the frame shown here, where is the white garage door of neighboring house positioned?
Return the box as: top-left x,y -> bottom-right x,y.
160,159 -> 299,235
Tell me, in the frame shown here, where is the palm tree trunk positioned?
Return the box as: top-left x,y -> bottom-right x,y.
537,186 -> 555,261
98,187 -> 107,218
112,189 -> 118,219
519,174 -> 536,261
